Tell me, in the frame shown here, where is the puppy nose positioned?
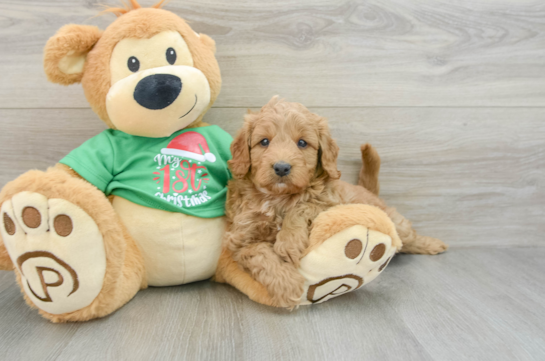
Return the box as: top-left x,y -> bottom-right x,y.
133,74 -> 182,110
273,162 -> 291,177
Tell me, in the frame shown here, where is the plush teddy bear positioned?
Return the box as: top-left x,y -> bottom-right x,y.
0,1 -> 229,322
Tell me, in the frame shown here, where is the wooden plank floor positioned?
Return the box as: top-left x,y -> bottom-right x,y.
0,0 -> 544,360
1,248 -> 544,361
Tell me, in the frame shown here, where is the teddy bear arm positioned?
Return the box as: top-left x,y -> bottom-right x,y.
53,162 -> 88,181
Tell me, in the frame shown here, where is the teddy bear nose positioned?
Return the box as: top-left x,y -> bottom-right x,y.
273,162 -> 291,177
133,74 -> 182,110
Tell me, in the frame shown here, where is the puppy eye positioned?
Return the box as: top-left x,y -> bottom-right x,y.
127,56 -> 140,72
260,138 -> 270,147
297,139 -> 308,148
166,48 -> 177,65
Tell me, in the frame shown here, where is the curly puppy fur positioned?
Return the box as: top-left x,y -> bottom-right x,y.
223,96 -> 448,308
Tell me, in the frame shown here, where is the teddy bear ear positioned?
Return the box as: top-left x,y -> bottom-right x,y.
199,33 -> 216,54
44,25 -> 102,85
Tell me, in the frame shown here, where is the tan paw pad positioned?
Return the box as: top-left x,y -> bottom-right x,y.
0,192 -> 106,315
299,225 -> 396,305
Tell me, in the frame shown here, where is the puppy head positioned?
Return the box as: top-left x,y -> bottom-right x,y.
43,1 -> 221,138
229,96 -> 340,194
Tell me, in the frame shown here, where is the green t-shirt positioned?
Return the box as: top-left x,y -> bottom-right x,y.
60,125 -> 233,218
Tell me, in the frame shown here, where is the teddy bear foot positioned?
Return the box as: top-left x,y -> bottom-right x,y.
2,192 -> 106,316
298,204 -> 401,305
0,169 -> 146,322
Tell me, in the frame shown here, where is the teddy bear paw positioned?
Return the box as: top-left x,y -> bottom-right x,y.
1,192 -> 106,315
298,225 -> 395,305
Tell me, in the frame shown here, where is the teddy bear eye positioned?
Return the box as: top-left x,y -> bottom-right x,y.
127,56 -> 140,72
260,138 -> 270,147
297,139 -> 308,148
166,48 -> 177,65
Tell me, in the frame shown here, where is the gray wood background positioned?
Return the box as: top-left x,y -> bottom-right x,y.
0,1 -> 544,360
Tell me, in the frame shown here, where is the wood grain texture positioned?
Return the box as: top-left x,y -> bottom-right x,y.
0,248 -> 544,361
0,0 -> 544,108
1,107 -> 543,248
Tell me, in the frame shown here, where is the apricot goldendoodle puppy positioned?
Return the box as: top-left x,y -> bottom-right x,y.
222,97 -> 447,307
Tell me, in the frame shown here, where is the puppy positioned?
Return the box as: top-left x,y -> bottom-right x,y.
223,96 -> 447,307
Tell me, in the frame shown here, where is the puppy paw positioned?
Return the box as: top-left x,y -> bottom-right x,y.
1,192 -> 106,315
270,273 -> 305,310
401,235 -> 448,255
298,225 -> 395,305
273,240 -> 302,267
259,262 -> 305,309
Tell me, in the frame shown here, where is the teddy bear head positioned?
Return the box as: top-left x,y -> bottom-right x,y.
43,0 -> 221,138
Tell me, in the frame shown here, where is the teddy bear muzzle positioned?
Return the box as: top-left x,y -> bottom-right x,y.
106,65 -> 211,138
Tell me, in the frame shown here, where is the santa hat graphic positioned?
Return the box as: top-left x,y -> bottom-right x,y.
161,131 -> 216,162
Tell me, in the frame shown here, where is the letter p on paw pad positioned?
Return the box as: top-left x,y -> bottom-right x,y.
1,192 -> 106,315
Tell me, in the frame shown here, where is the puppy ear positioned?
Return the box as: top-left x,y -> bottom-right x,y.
229,119 -> 252,179
318,118 -> 341,179
199,34 -> 216,54
44,25 -> 102,85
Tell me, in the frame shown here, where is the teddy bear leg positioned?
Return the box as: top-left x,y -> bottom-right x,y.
215,203 -> 401,308
0,168 -> 146,323
298,204 -> 401,305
